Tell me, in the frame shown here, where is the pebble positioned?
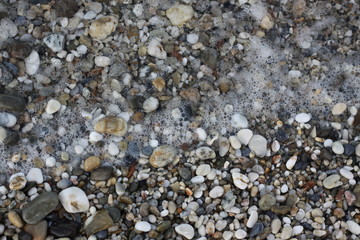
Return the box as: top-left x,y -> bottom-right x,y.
0,94 -> 26,112
237,129 -> 253,145
234,229 -> 247,239
43,34 -> 64,52
323,174 -> 341,189
246,210 -> 258,228
157,221 -> 171,232
332,103 -> 347,115
0,112 -> 17,127
0,126 -> 6,143
332,141 -> 344,154
218,137 -> 230,156
143,97 -> 159,113
25,50 -> 40,75
8,211 -> 24,228
209,186 -> 224,198
59,187 -> 89,213
45,99 -> 61,114
232,172 -> 249,190
231,113 -> 248,128
83,156 -> 101,172
23,220 -> 47,240
84,210 -> 114,236
292,225 -> 303,235
175,224 -> 194,239
196,146 -> 216,160
22,192 -> 59,224
196,164 -> 211,176
356,144 -> 360,157
271,205 -> 291,215
191,176 -> 205,184
89,16 -> 118,40
166,5 -> 194,26
271,219 -> 281,234
149,145 -> 178,168
249,222 -> 264,237
229,136 -> 241,149
95,56 -> 111,67
26,168 -> 43,184
248,135 -> 267,157
135,221 -> 151,232
187,33 -> 198,44
295,113 -> 311,123
147,39 -> 167,59
0,18 -> 18,41
56,179 -> 72,189
90,166 -> 113,181
48,218 -> 81,238
280,226 -> 292,239
259,194 -> 276,211
340,168 -> 354,179
45,157 -> 56,167
346,220 -> 360,234
94,116 -> 127,136
9,173 -> 27,190
286,156 -> 297,170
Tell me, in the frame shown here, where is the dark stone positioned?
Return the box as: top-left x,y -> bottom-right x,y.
95,230 -> 108,239
84,210 -> 114,236
39,86 -> 55,97
48,218 -> 81,238
0,63 -> 13,84
249,222 -> 264,238
0,94 -> 26,112
45,211 -> 59,222
309,193 -> 320,202
319,148 -> 333,161
128,141 -> 140,159
18,231 -> 33,240
179,167 -> 192,180
14,16 -> 28,26
4,130 -> 20,146
3,62 -> 18,76
142,146 -> 153,156
302,222 -> 313,231
275,128 -> 288,142
9,41 -> 31,59
0,173 -> 6,185
107,207 -> 121,222
241,148 -> 251,157
294,152 -> 309,170
271,205 -> 291,215
53,0 -> 79,18
22,181 -> 37,193
200,48 -> 218,69
128,95 -> 146,111
90,166 -> 113,181
128,181 -> 139,192
22,192 -> 59,224
29,0 -> 51,4
343,144 -> 355,156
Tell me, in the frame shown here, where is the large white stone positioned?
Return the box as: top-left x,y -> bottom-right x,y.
347,220 -> 360,235
26,168 -> 43,184
135,221 -> 151,232
25,50 -> 40,75
231,113 -> 248,128
147,38 -> 167,59
45,99 -> 61,114
246,210 -> 258,228
59,187 -> 90,213
237,129 -> 253,145
95,56 -> 111,67
209,186 -> 224,198
175,224 -> 194,239
166,5 -> 194,26
248,134 -> 267,157
89,16 -> 118,40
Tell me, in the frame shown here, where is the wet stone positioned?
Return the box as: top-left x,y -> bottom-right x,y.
22,192 -> 59,224
343,144 -> 355,156
149,145 -> 178,168
48,218 -> 81,238
95,230 -> 108,239
84,210 -> 114,236
23,220 -> 47,240
90,166 -> 113,181
107,207 -> 121,222
179,167 -> 192,180
0,94 -> 26,112
18,231 -> 33,240
271,205 -> 291,215
249,222 -> 264,238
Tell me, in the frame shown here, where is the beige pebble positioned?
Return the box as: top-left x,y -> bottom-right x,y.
8,211 -> 24,228
83,156 -> 101,172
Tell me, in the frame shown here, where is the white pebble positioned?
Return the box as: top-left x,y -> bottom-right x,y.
25,50 -> 40,75
231,113 -> 248,128
229,136 -> 241,149
135,221 -> 151,232
347,220 -> 360,235
195,128 -> 207,141
45,99 -> 61,114
147,38 -> 167,59
248,134 -> 267,157
187,33 -> 199,44
26,168 -> 43,184
295,113 -> 311,123
89,131 -> 103,142
95,56 -> 111,67
143,97 -> 159,113
332,141 -> 344,155
246,210 -> 258,228
340,168 -> 354,179
332,103 -> 347,115
286,156 -> 297,170
175,224 -> 195,239
237,129 -> 253,145
234,229 -> 247,239
59,187 -> 90,213
45,156 -> 56,167
108,142 -> 119,156
0,126 -> 6,143
209,186 -> 224,198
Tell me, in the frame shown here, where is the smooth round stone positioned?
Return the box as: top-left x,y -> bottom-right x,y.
332,141 -> 344,155
343,144 -> 355,156
9,173 -> 27,190
56,179 -> 72,189
234,229 -> 247,239
323,174 -> 341,189
248,135 -> 267,157
209,186 -> 224,198
59,187 -> 89,213
292,225 -> 303,235
186,33 -> 199,44
94,116 -> 127,136
26,168 -> 43,184
25,50 -> 40,75
323,139 -> 333,148
246,211 -> 258,228
232,172 -> 249,190
143,97 -> 159,113
248,172 -> 259,182
347,220 -> 360,234
166,4 -> 194,26
83,156 -> 101,172
340,168 -> 354,179
22,192 -> 59,224
45,156 -> 56,167
45,99 -> 61,114
149,145 -> 178,168
95,56 -> 111,67
191,176 -> 205,184
231,113 -> 248,128
215,220 -> 227,231
223,231 -> 233,240
0,94 -> 26,112
8,211 -> 24,228
249,222 -> 264,238
195,128 -> 207,140
271,219 -> 281,234
229,136 -> 241,149
179,167 -> 192,180
90,166 -> 113,181
196,164 -> 211,176
175,224 -> 194,239
295,113 -> 311,123
280,226 -> 292,239
23,220 -> 47,240
259,194 -> 276,211
286,156 -> 297,170
332,103 -> 347,115
135,221 -> 151,232
196,146 -> 216,160
237,129 -> 253,145
218,137 -> 230,156
89,16 -> 118,40
0,112 -> 17,127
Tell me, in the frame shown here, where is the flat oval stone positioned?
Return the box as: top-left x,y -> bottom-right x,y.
259,194 -> 276,211
248,135 -> 267,157
0,94 -> 26,112
323,174 -> 342,189
0,112 -> 17,127
84,210 -> 114,236
196,146 -> 216,160
295,113 -> 311,123
175,223 -> 194,239
49,218 -> 81,238
135,221 -> 151,232
347,220 -> 360,234
22,192 -> 59,224
94,116 -> 127,136
332,141 -> 344,155
90,166 -> 113,181
149,145 -> 178,168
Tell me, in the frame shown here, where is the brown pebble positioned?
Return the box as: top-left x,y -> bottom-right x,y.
119,196 -> 133,204
8,211 -> 24,228
333,208 -> 345,219
24,220 -> 48,240
83,156 -> 101,172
